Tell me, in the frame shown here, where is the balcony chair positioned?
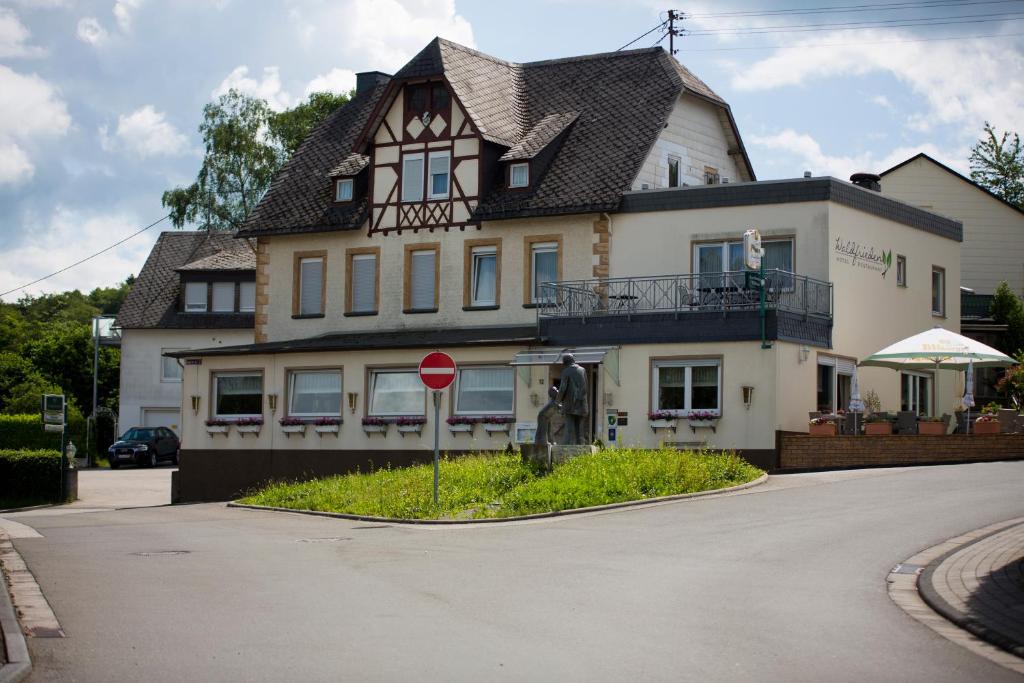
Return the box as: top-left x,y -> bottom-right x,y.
895,411 -> 918,435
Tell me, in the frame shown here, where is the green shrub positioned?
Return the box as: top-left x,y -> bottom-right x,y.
0,449 -> 62,508
0,413 -> 87,454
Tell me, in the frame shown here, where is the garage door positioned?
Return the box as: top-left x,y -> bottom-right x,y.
142,408 -> 181,435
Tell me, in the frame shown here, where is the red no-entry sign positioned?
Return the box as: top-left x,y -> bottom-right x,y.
419,351 -> 456,391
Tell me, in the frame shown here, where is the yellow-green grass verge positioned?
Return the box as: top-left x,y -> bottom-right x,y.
239,448 -> 763,521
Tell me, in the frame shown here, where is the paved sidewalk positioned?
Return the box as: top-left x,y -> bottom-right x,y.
919,518 -> 1024,661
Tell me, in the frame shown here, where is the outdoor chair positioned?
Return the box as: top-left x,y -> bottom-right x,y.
998,409 -> 1017,433
895,411 -> 918,435
956,412 -> 969,434
843,412 -> 860,436
1014,413 -> 1024,434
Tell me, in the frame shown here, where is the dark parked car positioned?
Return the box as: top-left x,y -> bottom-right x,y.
108,427 -> 180,468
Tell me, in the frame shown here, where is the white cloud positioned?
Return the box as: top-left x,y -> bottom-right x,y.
0,7 -> 44,57
101,105 -> 189,158
729,29 -> 1024,136
76,17 -> 108,45
113,0 -> 141,33
0,65 -> 70,184
0,207 -> 156,301
212,65 -> 291,110
749,128 -> 968,179
305,68 -> 356,96
870,95 -> 893,111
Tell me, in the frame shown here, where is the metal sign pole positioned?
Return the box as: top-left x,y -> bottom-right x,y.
432,390 -> 440,505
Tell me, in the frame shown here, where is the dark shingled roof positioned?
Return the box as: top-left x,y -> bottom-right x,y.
328,152 -> 369,178
116,231 -> 256,330
238,38 -> 754,236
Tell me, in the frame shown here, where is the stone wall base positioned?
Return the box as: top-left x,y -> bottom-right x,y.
779,434 -> 1024,470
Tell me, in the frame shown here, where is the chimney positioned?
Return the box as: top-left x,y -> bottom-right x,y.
355,71 -> 391,97
850,172 -> 881,192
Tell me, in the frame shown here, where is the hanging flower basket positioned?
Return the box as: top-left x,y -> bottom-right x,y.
396,416 -> 425,437
361,416 -> 389,435
482,416 -> 514,433
279,417 -> 306,437
447,415 -> 477,434
205,419 -> 230,436
687,411 -> 720,433
648,411 -> 678,432
312,417 -> 341,436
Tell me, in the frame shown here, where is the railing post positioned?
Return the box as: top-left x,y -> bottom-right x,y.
803,277 -> 808,317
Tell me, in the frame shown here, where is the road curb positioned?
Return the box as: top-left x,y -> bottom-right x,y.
0,535 -> 31,683
227,472 -> 769,526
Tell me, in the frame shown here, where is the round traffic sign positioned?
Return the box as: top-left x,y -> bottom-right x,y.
418,351 -> 456,390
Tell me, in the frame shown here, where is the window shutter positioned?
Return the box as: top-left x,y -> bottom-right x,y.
184,282 -> 207,311
212,282 -> 234,312
352,254 -> 376,312
835,358 -> 856,375
300,258 -> 323,315
239,282 -> 256,312
402,155 -> 424,202
410,250 -> 435,309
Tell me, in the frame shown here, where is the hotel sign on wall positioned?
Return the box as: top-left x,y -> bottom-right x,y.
832,237 -> 892,277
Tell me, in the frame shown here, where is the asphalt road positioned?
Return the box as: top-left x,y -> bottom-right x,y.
5,461 -> 1024,682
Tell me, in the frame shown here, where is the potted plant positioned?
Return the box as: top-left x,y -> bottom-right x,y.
313,416 -> 341,436
687,410 -> 720,433
447,415 -> 477,434
205,418 -> 230,436
482,415 -> 515,433
974,407 -> 1001,435
808,416 -> 836,436
361,416 -> 389,436
279,416 -> 307,437
917,416 -> 945,435
864,414 -> 892,436
396,415 -> 426,436
648,410 -> 677,432
235,416 -> 263,436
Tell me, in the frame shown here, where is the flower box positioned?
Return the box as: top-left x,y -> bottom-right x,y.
973,419 -> 1000,435
482,422 -> 511,434
314,424 -> 340,436
363,424 -> 388,436
648,419 -> 676,432
448,423 -> 474,434
917,421 -> 945,435
397,424 -> 423,436
687,418 -> 719,434
808,422 -> 836,436
236,425 -> 261,437
865,422 -> 892,436
206,424 -> 229,436
281,424 -> 306,437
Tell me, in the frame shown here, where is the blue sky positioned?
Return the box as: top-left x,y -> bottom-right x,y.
0,0 -> 1021,300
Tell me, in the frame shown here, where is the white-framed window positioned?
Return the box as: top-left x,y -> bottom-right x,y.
368,369 -> 425,416
817,356 -> 855,413
160,349 -> 184,382
531,241 -> 558,304
667,155 -> 681,188
213,372 -> 263,418
184,282 -> 207,312
298,256 -> 324,316
471,246 -> 497,306
651,359 -> 721,415
694,239 -> 793,274
896,255 -> 907,288
409,248 -> 437,310
351,253 -> 377,313
932,266 -> 945,316
455,366 -> 514,415
901,371 -> 932,415
212,282 -> 235,312
401,152 -> 425,202
335,178 -> 353,202
510,163 -> 529,188
288,369 -> 342,417
428,151 -> 450,200
239,281 -> 256,312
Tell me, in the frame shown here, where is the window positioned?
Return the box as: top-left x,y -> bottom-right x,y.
296,255 -> 324,316
239,282 -> 256,312
368,369 -> 425,416
405,245 -> 438,312
213,372 -> 262,418
667,155 -> 681,188
510,163 -> 529,188
347,249 -> 378,314
402,153 -> 424,202
406,85 -> 428,112
704,166 -> 720,185
455,367 -> 514,414
471,245 -> 498,306
428,151 -> 450,200
896,255 -> 906,287
288,370 -> 342,417
816,356 -> 855,413
160,349 -> 184,382
932,266 -> 945,316
529,240 -> 559,304
431,84 -> 449,111
695,239 -> 793,273
901,371 -> 932,415
651,359 -> 721,415
212,282 -> 235,312
335,178 -> 353,202
184,282 -> 207,312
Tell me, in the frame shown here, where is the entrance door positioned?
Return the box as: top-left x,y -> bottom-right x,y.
142,408 -> 181,435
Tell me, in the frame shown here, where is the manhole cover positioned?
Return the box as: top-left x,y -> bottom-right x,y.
131,550 -> 191,557
296,537 -> 352,544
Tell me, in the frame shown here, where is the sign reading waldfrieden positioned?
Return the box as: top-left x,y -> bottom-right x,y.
832,236 -> 892,277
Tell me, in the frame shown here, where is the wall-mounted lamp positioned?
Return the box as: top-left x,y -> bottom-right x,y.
190,395 -> 201,415
267,393 -> 277,412
799,346 -> 811,363
347,392 -> 359,414
742,385 -> 755,410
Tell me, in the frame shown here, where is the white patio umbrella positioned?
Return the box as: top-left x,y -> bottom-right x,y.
848,365 -> 864,434
963,359 -> 976,434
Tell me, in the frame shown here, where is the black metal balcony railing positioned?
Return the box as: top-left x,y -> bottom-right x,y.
537,270 -> 833,320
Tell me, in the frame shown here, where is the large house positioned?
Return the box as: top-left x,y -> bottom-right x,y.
169,39 -> 962,502
115,232 -> 255,436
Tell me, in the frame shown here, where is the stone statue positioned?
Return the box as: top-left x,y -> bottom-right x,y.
534,385 -> 562,446
556,353 -> 589,445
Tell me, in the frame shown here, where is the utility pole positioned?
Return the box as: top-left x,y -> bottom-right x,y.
667,9 -> 682,57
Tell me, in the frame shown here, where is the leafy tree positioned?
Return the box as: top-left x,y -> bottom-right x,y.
21,323 -> 120,415
970,122 -> 1024,209
990,281 -> 1024,356
996,356 -> 1024,411
0,306 -> 28,353
269,90 -> 352,157
87,277 -> 134,314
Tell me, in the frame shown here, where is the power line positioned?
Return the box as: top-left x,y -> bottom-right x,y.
681,29 -> 1024,51
688,0 -> 1023,19
684,10 -> 1024,35
617,20 -> 668,50
0,214 -> 170,299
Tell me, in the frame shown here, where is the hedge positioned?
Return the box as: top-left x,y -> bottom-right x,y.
0,413 -> 88,453
0,449 -> 62,507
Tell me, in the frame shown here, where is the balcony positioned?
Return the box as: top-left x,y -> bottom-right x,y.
536,270 -> 833,348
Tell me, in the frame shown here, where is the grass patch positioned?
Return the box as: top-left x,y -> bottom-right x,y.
239,448 -> 763,520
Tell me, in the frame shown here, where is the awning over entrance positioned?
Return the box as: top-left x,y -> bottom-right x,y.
509,346 -> 619,385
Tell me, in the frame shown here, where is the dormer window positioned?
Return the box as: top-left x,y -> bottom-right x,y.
510,163 -> 529,188
184,282 -> 207,312
334,178 -> 353,202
